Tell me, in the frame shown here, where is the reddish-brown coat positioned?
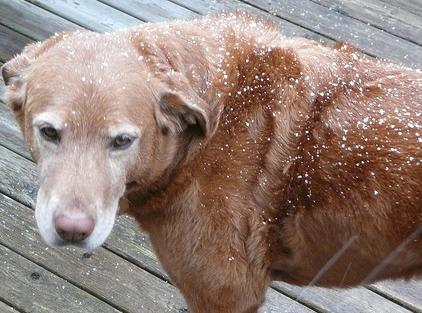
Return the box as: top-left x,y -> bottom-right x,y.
2,12 -> 421,313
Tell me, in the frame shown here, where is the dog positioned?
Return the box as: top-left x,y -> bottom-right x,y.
2,12 -> 421,313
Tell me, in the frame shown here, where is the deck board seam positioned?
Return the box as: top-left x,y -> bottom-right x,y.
238,0 -> 339,41
0,297 -> 26,313
383,0 -> 422,18
165,0 -> 202,15
95,0 -> 148,23
101,244 -> 171,283
22,0 -> 96,31
307,0 -> 422,47
268,285 -> 322,313
0,137 -> 33,162
366,285 -> 420,313
0,21 -> 39,43
0,22 -> 35,60
271,284 -> 327,313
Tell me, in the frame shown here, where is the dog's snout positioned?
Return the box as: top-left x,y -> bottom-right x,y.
54,212 -> 95,243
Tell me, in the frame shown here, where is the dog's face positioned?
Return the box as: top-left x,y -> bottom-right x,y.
1,30 -> 215,250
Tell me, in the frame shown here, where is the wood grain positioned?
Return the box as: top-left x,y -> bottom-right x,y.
242,0 -> 422,67
369,280 -> 422,313
384,0 -> 422,17
0,192 -> 189,313
0,101 -> 31,159
272,282 -> 412,313
0,301 -> 19,313
170,0 -> 330,42
0,243 -> 122,313
25,0 -> 141,32
311,0 -> 422,45
0,0 -> 81,40
99,0 -> 196,22
0,25 -> 32,62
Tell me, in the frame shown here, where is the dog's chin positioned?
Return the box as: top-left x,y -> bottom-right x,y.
36,226 -> 113,252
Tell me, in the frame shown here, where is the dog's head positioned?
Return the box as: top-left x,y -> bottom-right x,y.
1,29 -> 218,250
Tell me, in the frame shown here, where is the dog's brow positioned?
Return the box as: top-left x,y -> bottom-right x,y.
108,123 -> 140,137
33,111 -> 64,129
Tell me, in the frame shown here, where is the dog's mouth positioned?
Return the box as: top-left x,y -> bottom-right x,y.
51,236 -> 92,249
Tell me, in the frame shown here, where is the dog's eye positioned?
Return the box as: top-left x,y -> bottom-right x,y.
40,126 -> 60,143
111,134 -> 135,150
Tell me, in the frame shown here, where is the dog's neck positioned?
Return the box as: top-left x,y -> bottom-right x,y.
124,48 -> 313,231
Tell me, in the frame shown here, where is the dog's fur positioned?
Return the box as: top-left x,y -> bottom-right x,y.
2,12 -> 422,312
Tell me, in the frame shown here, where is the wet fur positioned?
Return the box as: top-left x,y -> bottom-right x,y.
2,12 -> 422,313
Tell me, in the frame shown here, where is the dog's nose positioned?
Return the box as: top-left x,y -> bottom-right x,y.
54,212 -> 95,243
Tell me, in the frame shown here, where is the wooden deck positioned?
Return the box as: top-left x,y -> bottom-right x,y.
0,0 -> 421,312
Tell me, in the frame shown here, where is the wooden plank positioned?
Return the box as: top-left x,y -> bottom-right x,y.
0,244 -> 121,313
0,102 -> 30,159
0,0 -> 81,40
0,68 -> 31,159
0,301 -> 19,313
261,290 -> 316,312
384,0 -> 422,17
0,121 -> 414,312
272,282 -> 412,313
0,61 -> 4,94
25,0 -> 141,32
0,192 -> 189,313
0,0 -> 328,66
369,280 -> 422,313
0,143 -> 37,206
99,0 -> 196,22
0,25 -> 33,62
311,0 -> 422,45
242,0 -> 422,68
168,0 -> 330,42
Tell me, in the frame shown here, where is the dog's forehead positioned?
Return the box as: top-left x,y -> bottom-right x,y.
25,31 -> 156,135
28,37 -> 144,101
29,31 -> 143,85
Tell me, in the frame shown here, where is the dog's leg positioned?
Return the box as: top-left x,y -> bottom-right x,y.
146,222 -> 269,313
183,285 -> 265,313
161,241 -> 269,313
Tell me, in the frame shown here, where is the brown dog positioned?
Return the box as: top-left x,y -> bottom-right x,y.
2,12 -> 422,313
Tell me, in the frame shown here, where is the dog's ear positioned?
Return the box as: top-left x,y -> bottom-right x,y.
1,54 -> 32,113
2,31 -> 71,113
132,35 -> 220,138
150,63 -> 219,138
155,85 -> 215,137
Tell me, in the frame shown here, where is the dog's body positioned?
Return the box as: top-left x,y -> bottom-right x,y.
2,13 -> 422,313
